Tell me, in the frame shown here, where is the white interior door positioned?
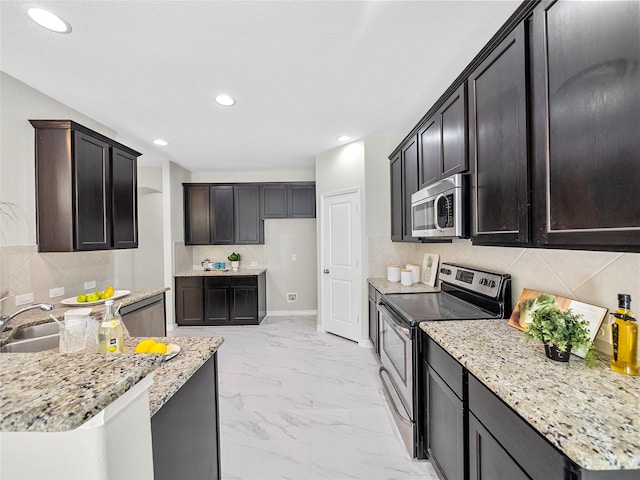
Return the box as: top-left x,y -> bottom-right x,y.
321,189 -> 361,342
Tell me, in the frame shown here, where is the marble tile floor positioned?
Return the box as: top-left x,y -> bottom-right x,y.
171,315 -> 438,480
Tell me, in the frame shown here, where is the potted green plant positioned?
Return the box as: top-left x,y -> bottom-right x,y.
524,306 -> 597,366
228,252 -> 241,271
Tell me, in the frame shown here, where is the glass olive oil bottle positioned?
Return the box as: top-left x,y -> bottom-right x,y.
98,300 -> 125,353
610,294 -> 638,376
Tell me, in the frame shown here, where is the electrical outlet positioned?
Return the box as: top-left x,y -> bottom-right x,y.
15,293 -> 34,306
291,254 -> 297,261
251,261 -> 258,267
49,287 -> 65,298
84,280 -> 97,290
287,292 -> 298,303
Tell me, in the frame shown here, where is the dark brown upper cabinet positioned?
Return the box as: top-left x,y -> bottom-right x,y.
184,184 -> 261,245
402,135 -> 420,242
390,152 -> 403,242
418,83 -> 468,189
531,0 -> 640,251
469,22 -> 530,245
260,182 -> 316,219
30,120 -> 140,252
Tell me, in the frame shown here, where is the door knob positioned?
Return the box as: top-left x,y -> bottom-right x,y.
323,269 -> 330,274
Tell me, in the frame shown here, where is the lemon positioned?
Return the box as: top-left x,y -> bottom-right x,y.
86,293 -> 99,302
96,291 -> 104,299
149,343 -> 167,355
134,339 -> 157,353
76,294 -> 87,303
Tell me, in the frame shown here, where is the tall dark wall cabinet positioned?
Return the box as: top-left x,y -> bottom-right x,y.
531,0 -> 640,251
389,153 -> 403,242
402,135 -> 420,242
469,22 -> 529,245
30,120 -> 140,252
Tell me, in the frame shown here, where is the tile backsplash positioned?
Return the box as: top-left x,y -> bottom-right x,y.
0,245 -> 114,315
368,237 -> 640,354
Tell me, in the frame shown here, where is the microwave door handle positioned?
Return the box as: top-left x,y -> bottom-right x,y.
434,193 -> 445,231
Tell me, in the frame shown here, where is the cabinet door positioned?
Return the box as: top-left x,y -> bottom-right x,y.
74,130 -> 111,250
427,365 -> 465,480
418,116 -> 441,188
288,183 -> 316,218
440,83 -> 468,178
175,277 -> 204,326
234,184 -> 263,244
261,184 -> 288,218
205,277 -> 230,324
210,186 -> 234,244
470,22 -> 529,245
111,147 -> 138,248
231,287 -> 257,324
532,0 -> 640,250
368,296 -> 378,355
469,413 -> 529,480
401,135 -> 419,241
184,185 -> 211,245
390,153 -> 403,242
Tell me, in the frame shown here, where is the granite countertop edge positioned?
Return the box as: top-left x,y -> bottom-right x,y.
175,268 -> 267,277
420,320 -> 640,472
368,277 -> 440,295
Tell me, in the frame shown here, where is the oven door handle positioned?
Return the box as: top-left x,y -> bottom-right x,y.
377,303 -> 411,336
379,367 -> 413,425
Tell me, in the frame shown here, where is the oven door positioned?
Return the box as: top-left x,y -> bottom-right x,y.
378,302 -> 415,455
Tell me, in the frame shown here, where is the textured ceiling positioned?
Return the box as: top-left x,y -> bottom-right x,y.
0,0 -> 520,171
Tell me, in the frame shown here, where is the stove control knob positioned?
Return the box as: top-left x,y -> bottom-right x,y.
490,280 -> 496,288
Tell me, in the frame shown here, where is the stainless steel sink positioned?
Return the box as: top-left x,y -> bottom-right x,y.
1,322 -> 60,353
12,322 -> 60,339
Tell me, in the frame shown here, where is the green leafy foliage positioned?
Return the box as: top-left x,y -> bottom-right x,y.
520,293 -> 557,318
524,306 -> 597,367
228,252 -> 241,261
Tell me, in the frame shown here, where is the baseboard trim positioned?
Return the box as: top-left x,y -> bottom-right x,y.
358,339 -> 373,349
267,310 -> 318,317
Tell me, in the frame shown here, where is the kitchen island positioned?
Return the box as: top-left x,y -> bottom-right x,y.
420,319 -> 639,478
0,333 -> 224,479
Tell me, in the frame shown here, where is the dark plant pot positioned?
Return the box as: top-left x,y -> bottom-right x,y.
544,344 -> 572,362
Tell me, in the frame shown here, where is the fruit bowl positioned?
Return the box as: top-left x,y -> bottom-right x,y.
61,290 -> 131,306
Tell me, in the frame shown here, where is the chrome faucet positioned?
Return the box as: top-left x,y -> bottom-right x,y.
0,303 -> 55,333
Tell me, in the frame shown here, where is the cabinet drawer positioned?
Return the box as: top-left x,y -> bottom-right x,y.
205,277 -> 231,288
231,276 -> 258,287
427,337 -> 464,400
468,375 -> 566,480
176,277 -> 203,288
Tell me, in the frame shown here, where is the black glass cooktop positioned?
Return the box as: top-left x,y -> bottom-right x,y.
382,292 -> 498,326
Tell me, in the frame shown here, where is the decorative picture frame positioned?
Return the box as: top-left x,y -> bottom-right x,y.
421,253 -> 439,287
508,288 -> 608,358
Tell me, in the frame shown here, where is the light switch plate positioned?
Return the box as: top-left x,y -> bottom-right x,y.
15,293 -> 34,306
84,280 -> 96,290
50,287 -> 65,298
291,254 -> 297,261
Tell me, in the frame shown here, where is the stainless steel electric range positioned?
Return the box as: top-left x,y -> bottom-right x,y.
377,263 -> 511,458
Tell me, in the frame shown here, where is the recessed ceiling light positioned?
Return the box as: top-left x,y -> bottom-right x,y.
215,94 -> 236,107
27,7 -> 72,33
337,135 -> 351,142
153,139 -> 169,146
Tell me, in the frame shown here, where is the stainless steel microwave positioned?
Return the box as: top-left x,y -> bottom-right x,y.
410,173 -> 469,238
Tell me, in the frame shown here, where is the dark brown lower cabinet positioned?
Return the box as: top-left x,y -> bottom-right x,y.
468,413 -> 528,480
151,354 -> 220,480
367,284 -> 380,356
176,273 -> 266,326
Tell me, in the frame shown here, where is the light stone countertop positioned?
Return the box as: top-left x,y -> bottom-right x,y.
0,287 -> 169,346
175,268 -> 266,277
0,335 -> 224,431
368,278 -> 440,294
420,319 -> 640,471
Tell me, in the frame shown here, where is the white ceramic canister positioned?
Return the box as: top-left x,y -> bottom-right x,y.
401,269 -> 413,286
406,264 -> 421,284
387,265 -> 401,282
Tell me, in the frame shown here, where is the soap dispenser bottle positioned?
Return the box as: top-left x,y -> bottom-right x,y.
98,300 -> 125,353
610,294 -> 638,376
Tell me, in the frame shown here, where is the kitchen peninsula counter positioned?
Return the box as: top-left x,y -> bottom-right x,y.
0,335 -> 223,432
420,319 -> 640,472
